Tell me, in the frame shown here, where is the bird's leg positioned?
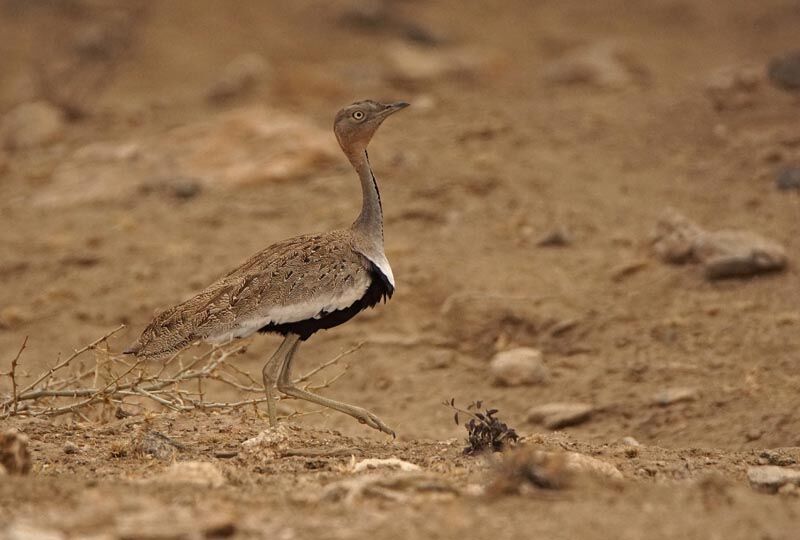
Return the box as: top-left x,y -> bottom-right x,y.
262,334 -> 300,427
276,333 -> 395,437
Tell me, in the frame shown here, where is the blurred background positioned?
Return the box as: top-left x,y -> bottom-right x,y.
1,0 -> 799,448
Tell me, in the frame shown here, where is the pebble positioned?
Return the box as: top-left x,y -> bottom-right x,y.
768,50 -> 800,90
620,436 -> 641,447
536,227 -> 572,247
776,167 -> 800,191
563,452 -> 623,480
700,230 -> 788,279
63,441 -> 80,454
704,66 -> 761,110
351,457 -> 421,473
207,52 -> 270,103
155,461 -> 226,488
527,402 -> 593,429
542,41 -> 642,89
652,387 -> 698,406
421,349 -> 456,370
489,348 -> 549,386
1,101 -> 65,150
747,465 -> 800,494
651,210 -> 788,280
384,42 -> 502,84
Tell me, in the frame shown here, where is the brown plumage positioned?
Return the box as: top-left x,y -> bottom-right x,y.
125,100 -> 409,436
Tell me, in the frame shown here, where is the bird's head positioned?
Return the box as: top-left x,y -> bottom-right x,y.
334,100 -> 409,158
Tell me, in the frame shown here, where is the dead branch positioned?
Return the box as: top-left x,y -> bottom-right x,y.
0,336 -> 28,415
1,327 -> 370,422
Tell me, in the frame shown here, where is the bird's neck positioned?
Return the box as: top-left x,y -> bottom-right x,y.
351,149 -> 384,244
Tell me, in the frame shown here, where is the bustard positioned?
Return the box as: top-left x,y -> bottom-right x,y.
124,100 -> 409,436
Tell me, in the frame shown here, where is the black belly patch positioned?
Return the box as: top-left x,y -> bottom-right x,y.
258,265 -> 394,341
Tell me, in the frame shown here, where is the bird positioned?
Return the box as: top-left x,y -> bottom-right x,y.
123,100 -> 409,436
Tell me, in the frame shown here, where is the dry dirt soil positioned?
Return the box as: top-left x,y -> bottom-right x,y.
1,1 -> 800,539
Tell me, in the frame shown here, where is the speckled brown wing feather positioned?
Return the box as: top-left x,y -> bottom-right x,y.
125,230 -> 372,360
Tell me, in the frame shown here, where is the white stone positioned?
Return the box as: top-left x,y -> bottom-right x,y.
564,452 -> 623,480
527,402 -> 593,429
156,461 -> 226,488
1,101 -> 64,150
747,466 -> 800,493
490,347 -> 548,386
351,457 -> 421,473
543,42 -> 641,89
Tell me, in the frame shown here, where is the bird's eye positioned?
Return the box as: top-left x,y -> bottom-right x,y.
352,110 -> 365,121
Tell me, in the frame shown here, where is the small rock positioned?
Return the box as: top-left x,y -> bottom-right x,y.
1,101 -> 65,150
651,210 -> 788,280
242,424 -> 294,451
768,50 -> 800,91
536,227 -> 571,247
776,167 -> 800,191
699,230 -> 787,279
156,461 -> 226,488
651,210 -> 706,263
543,42 -> 643,89
384,42 -> 503,84
652,387 -> 698,406
421,349 -> 455,370
352,457 -> 421,473
207,52 -> 270,103
745,429 -> 763,442
564,452 -> 623,480
63,441 -> 80,454
131,430 -> 183,460
0,429 -> 32,475
704,65 -> 762,110
747,465 -> 800,494
339,2 -> 444,45
621,436 -> 641,447
653,387 -> 699,406
489,348 -> 549,386
527,402 -> 593,429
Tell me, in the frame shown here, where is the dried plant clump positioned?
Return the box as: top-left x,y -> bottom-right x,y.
445,399 -> 519,454
487,447 -> 571,496
1,325 -> 363,422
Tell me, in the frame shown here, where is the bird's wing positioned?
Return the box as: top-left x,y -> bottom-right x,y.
126,231 -> 371,359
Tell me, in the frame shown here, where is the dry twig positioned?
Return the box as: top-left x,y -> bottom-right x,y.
1,328 -> 368,421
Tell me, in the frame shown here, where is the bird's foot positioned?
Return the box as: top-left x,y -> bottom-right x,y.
352,408 -> 395,438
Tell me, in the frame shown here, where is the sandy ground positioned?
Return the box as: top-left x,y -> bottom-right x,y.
1,0 -> 800,538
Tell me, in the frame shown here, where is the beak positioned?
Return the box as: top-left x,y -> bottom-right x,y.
381,101 -> 410,117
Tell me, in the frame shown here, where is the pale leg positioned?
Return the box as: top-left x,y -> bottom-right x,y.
275,332 -> 395,437
262,334 -> 300,427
